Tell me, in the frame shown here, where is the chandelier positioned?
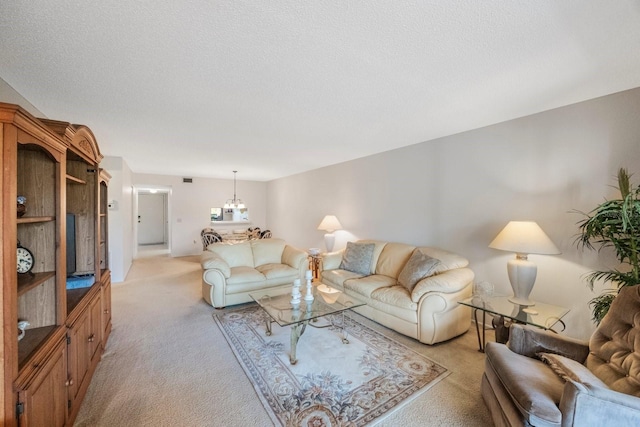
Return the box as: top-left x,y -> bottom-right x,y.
224,171 -> 245,209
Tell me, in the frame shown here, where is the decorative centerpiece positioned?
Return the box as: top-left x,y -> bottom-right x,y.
17,195 -> 26,218
304,270 -> 314,302
291,279 -> 302,307
317,284 -> 342,304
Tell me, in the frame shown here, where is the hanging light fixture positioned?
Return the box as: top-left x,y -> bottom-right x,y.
224,171 -> 245,209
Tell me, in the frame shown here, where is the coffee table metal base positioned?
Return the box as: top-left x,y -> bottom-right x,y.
262,311 -> 350,364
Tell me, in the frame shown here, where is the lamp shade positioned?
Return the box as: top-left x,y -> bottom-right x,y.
317,215 -> 343,233
489,221 -> 560,255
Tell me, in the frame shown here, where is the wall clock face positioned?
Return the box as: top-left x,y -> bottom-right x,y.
17,242 -> 34,274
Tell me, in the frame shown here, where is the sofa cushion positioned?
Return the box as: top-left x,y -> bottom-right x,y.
225,266 -> 266,293
321,269 -> 365,289
371,285 -> 417,311
486,342 -> 564,427
339,242 -> 375,275
208,242 -> 254,268
251,238 -> 286,267
376,242 -> 415,279
397,249 -> 441,291
344,274 -> 397,298
256,263 -> 299,280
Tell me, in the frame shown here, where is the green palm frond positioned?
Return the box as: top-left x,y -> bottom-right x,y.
575,168 -> 640,324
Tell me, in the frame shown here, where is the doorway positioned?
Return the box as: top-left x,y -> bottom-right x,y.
138,193 -> 167,244
135,188 -> 171,258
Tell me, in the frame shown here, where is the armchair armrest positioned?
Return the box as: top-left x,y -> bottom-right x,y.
321,250 -> 344,271
200,251 -> 231,279
561,380 -> 640,426
508,324 -> 589,363
411,268 -> 474,303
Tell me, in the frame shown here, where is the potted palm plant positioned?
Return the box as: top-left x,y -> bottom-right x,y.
575,168 -> 640,324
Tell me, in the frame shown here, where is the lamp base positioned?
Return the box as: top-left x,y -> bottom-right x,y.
324,233 -> 336,252
506,256 -> 538,307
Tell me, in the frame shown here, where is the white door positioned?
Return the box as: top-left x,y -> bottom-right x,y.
138,193 -> 167,245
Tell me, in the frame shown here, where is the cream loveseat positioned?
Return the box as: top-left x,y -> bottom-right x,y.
320,240 -> 474,345
201,238 -> 308,308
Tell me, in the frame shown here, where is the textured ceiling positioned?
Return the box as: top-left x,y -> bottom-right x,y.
1,1 -> 640,181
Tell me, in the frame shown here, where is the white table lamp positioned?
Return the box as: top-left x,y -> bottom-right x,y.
317,215 -> 343,252
489,221 -> 560,306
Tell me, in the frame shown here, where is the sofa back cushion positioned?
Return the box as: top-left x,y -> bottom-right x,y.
418,246 -> 469,274
251,238 -> 286,267
376,242 -> 416,279
586,285 -> 640,397
207,241 -> 254,268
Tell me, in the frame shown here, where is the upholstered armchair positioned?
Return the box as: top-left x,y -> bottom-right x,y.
482,285 -> 640,426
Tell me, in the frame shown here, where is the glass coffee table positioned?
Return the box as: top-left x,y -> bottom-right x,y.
459,295 -> 570,352
249,285 -> 365,364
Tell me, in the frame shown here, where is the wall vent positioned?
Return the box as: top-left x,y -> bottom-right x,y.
183,177 -> 193,183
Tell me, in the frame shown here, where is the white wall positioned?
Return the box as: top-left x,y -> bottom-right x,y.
132,174 -> 268,257
102,156 -> 134,282
0,77 -> 45,117
267,87 -> 640,341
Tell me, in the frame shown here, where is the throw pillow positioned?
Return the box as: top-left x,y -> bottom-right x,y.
339,242 -> 375,275
538,352 -> 608,387
397,249 -> 441,292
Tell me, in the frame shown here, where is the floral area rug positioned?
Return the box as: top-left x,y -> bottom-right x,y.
214,305 -> 449,426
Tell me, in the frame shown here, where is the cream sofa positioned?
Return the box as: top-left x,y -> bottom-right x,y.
201,238 -> 308,308
321,240 -> 474,344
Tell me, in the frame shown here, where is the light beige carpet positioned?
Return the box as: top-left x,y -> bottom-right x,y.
74,255 -> 493,426
215,304 -> 449,426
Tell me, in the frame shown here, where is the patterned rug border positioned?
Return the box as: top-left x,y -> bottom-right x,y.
213,303 -> 450,426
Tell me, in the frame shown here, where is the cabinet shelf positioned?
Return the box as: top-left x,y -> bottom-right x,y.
66,174 -> 86,185
67,286 -> 94,315
18,325 -> 58,369
17,216 -> 56,224
18,271 -> 56,296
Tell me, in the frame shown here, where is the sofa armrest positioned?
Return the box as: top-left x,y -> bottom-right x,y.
200,250 -> 231,279
282,245 -> 308,272
560,380 -> 640,426
411,267 -> 474,303
321,250 -> 344,271
508,324 -> 589,363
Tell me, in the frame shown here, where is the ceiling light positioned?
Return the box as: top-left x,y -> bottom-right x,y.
224,171 -> 245,209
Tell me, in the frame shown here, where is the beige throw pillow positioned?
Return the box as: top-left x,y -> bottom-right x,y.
339,242 -> 375,275
538,352 -> 608,388
398,249 -> 440,292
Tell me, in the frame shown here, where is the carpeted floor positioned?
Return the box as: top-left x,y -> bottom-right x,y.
215,304 -> 449,426
74,255 -> 493,426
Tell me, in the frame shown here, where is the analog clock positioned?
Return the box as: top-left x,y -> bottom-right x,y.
17,241 -> 34,274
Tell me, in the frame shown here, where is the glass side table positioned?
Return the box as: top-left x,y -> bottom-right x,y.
459,295 -> 570,352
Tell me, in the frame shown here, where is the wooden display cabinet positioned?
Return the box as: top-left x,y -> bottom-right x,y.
15,336 -> 68,427
1,104 -> 111,426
